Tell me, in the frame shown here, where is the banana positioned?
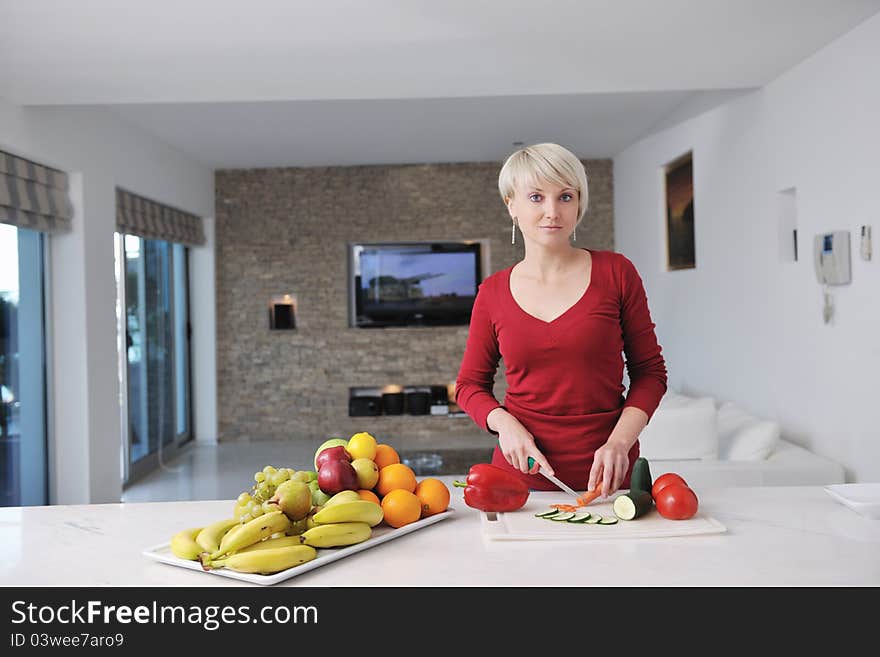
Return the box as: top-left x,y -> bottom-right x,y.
313,500 -> 384,527
323,490 -> 361,507
195,518 -> 240,553
300,521 -> 372,548
170,527 -> 203,560
212,510 -> 290,558
203,545 -> 317,574
235,535 -> 303,554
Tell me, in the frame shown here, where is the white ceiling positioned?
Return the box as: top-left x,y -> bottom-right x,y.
2,0 -> 878,166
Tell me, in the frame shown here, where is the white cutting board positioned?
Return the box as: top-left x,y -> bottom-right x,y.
481,492 -> 726,541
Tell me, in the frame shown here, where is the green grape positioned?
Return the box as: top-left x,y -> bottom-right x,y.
239,513 -> 252,524
236,492 -> 252,505
254,472 -> 267,483
262,465 -> 277,476
261,500 -> 275,514
251,504 -> 265,517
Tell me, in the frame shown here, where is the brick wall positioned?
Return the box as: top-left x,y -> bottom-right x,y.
215,160 -> 613,448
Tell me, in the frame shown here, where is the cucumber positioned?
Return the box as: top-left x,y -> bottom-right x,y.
630,457 -> 653,494
598,517 -> 618,525
584,515 -> 602,524
549,512 -> 576,521
613,490 -> 654,520
534,508 -> 561,518
566,513 -> 592,523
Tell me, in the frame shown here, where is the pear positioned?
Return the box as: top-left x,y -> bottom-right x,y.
270,480 -> 312,521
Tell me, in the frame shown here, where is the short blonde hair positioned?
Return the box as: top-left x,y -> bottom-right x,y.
498,143 -> 589,224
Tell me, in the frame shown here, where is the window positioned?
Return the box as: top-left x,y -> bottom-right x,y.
115,234 -> 192,485
0,223 -> 49,506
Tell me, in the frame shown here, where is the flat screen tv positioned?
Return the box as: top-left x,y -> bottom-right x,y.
349,241 -> 483,328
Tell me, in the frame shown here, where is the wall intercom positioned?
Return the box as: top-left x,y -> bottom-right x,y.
813,231 -> 851,285
813,231 -> 851,325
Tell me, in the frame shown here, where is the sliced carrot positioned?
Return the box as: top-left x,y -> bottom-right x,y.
577,488 -> 603,506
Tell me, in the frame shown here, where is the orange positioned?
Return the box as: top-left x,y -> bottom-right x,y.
373,443 -> 400,470
414,478 -> 450,517
375,463 -> 417,496
381,489 -> 422,528
357,489 -> 381,505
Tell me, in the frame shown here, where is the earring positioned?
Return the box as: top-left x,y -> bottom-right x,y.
511,217 -> 517,245
573,223 -> 577,241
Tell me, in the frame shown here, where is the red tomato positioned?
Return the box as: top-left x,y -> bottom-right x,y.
651,472 -> 688,499
654,484 -> 699,520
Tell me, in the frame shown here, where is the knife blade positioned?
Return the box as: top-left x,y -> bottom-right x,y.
527,457 -> 582,502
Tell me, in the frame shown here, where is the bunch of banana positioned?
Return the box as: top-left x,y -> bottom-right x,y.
195,518 -> 240,554
210,509 -> 290,559
299,521 -> 372,548
170,527 -> 204,560
204,545 -> 317,575
312,500 -> 384,527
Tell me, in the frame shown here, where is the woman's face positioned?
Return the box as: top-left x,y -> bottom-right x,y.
507,177 -> 579,246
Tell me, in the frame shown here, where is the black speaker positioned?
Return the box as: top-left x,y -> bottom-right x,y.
406,391 -> 431,415
270,303 -> 295,329
349,396 -> 382,417
381,392 -> 405,415
430,385 -> 449,405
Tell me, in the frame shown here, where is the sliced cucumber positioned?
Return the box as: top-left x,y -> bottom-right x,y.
534,508 -> 561,518
584,515 -> 602,524
549,511 -> 576,521
566,513 -> 592,523
598,516 -> 619,525
613,490 -> 654,520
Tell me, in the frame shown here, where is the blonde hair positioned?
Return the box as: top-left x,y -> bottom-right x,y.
498,143 -> 589,224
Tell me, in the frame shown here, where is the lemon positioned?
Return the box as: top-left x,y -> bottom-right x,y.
347,432 -> 378,461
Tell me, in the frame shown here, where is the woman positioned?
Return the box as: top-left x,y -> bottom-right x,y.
455,143 -> 667,498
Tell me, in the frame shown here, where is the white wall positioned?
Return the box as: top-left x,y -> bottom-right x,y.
614,13 -> 880,482
0,98 -> 217,503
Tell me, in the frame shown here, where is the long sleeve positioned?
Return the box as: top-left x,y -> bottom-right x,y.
617,256 -> 667,421
455,282 -> 503,433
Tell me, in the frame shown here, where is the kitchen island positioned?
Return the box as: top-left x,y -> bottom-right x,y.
2,479 -> 878,587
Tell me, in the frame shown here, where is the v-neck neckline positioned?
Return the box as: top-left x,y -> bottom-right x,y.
507,248 -> 594,325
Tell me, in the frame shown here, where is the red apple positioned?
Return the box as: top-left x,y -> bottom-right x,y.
315,445 -> 351,471
317,459 -> 359,495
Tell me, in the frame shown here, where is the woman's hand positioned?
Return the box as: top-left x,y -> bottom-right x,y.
587,438 -> 631,497
487,408 -> 552,475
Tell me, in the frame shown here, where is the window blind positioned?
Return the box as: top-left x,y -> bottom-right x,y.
0,150 -> 73,233
116,187 -> 205,246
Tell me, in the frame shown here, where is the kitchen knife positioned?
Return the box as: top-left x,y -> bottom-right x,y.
526,457 -> 582,502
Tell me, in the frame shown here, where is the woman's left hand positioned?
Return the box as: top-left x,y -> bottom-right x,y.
587,439 -> 631,498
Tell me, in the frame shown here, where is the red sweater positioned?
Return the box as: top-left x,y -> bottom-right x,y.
454,249 -> 667,490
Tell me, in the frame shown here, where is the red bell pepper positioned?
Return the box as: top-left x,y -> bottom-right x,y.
453,463 -> 529,512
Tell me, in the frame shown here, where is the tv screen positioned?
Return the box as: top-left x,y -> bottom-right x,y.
349,241 -> 482,327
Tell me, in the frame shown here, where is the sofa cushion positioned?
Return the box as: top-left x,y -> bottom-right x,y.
717,401 -> 780,460
637,392 -> 718,461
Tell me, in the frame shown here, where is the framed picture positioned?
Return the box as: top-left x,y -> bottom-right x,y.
664,151 -> 695,270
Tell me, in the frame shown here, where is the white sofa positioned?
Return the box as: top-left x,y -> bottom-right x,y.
636,390 -> 845,488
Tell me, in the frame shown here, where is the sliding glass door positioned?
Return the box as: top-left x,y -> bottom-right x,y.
116,234 -> 192,485
0,223 -> 48,506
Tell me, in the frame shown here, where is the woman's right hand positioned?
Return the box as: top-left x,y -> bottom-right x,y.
487,408 -> 553,476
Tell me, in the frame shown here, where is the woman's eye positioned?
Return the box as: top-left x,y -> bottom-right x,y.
529,194 -> 542,202
561,193 -> 573,201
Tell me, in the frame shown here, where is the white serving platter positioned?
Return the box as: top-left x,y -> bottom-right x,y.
144,508 -> 453,585
481,492 -> 726,541
824,483 -> 880,519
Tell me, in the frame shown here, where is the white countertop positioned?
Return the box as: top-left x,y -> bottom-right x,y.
2,477 -> 879,587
